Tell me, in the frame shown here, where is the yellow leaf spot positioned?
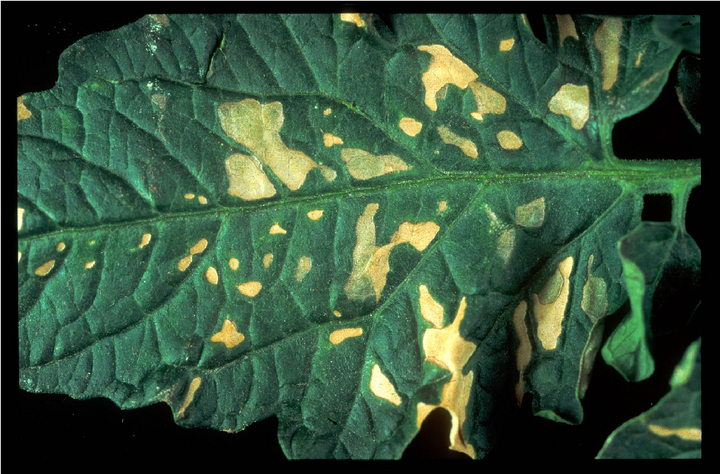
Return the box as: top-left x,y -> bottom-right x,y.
499,38 -> 515,51
177,377 -> 201,418
497,228 -> 515,263
178,255 -> 193,272
418,45 -> 478,111
139,233 -> 152,249
344,204 -> 440,301
211,319 -> 245,348
418,284 -> 444,328
237,281 -> 262,297
369,364 -> 401,406
340,13 -> 365,27
198,196 -> 208,205
295,256 -> 312,282
19,251 -> 22,263
581,254 -> 608,322
437,126 -> 478,159
438,200 -> 447,213
496,130 -> 523,150
18,208 -> 25,231
225,153 -> 277,201
556,14 -> 579,45
56,242 -> 66,252
323,108 -> 332,116
515,197 -> 546,228
548,84 -> 590,130
513,301 -> 531,405
333,310 -> 342,317
468,82 -> 506,121
635,52 -> 644,67
218,99 -> 335,192
323,133 -> 343,147
533,256 -> 573,350
399,117 -> 423,137
228,257 -> 240,271
35,260 -> 56,276
184,193 -> 195,200
190,238 -> 208,255
340,148 -> 410,180
269,223 -> 287,235
263,253 -> 274,269
85,260 -> 96,269
206,266 -> 219,285
307,209 -> 324,220
648,425 -> 701,441
329,327 -> 363,345
17,97 -> 31,121
418,296 -> 477,458
593,17 -> 623,90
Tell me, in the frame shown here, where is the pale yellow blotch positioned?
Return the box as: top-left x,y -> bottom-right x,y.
198,196 -> 208,205
556,14 -> 579,45
35,260 -> 56,276
399,117 -> 423,137
437,126 -> 478,159
515,197 -> 546,228
211,319 -> 245,348
513,301 -> 531,405
648,425 -> 701,441
438,201 -> 447,213
497,228 -> 515,264
323,108 -> 332,116
18,251 -> 22,263
178,255 -> 193,272
417,296 -> 477,458
323,133 -> 343,147
139,233 -> 152,249
237,281 -> 262,297
269,223 -> 287,235
344,203 -> 440,302
468,82 -> 506,121
333,310 -> 342,317
369,364 -> 401,406
593,17 -> 623,90
206,266 -> 219,285
499,38 -> 515,51
218,99 -> 335,192
17,97 -> 31,121
18,208 -> 25,231
418,284 -> 444,328
341,13 -> 365,28
533,256 -> 574,350
228,257 -> 240,271
56,242 -> 66,252
307,209 -> 324,220
340,148 -> 410,180
177,377 -> 201,418
263,253 -> 274,269
497,130 -> 523,150
225,153 -> 277,201
295,256 -> 312,282
190,238 -> 208,255
635,52 -> 644,67
151,93 -> 167,110
329,327 -> 363,345
548,84 -> 590,130
184,193 -> 195,200
149,13 -> 170,28
85,261 -> 96,269
581,254 -> 608,322
418,45 -> 478,111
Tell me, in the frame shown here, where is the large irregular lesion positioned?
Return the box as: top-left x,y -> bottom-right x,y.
344,203 -> 440,302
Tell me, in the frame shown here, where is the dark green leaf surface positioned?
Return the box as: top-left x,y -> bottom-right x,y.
597,338 -> 701,459
18,13 -> 700,459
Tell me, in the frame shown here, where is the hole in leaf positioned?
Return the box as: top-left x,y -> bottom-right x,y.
642,194 -> 673,222
613,53 -> 701,161
525,13 -> 548,45
402,407 -> 471,459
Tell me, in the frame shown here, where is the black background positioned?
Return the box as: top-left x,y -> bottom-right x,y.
11,6 -> 701,464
